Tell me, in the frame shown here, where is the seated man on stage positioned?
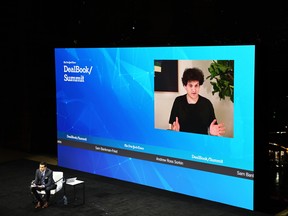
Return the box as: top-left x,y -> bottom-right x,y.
30,161 -> 55,208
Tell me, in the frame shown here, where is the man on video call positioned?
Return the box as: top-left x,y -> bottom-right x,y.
169,67 -> 225,136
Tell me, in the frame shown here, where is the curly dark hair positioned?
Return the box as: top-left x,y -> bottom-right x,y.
181,68 -> 204,86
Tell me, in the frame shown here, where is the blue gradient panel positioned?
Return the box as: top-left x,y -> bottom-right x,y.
55,45 -> 255,210
58,145 -> 253,210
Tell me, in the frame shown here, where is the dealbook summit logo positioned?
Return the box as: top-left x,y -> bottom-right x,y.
62,62 -> 93,83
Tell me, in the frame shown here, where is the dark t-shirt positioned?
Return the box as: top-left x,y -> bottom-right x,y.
169,94 -> 216,134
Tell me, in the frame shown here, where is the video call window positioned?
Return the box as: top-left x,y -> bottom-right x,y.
154,60 -> 234,138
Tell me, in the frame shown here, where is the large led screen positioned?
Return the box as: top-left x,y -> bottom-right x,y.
55,45 -> 255,210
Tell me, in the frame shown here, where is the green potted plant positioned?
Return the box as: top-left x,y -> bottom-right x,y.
206,60 -> 234,103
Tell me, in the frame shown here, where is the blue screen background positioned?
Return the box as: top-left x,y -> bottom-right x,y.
55,46 -> 255,210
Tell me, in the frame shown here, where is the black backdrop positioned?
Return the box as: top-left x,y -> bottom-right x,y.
2,1 -> 288,213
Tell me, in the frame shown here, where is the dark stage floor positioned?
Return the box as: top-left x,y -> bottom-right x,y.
0,148 -> 286,216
